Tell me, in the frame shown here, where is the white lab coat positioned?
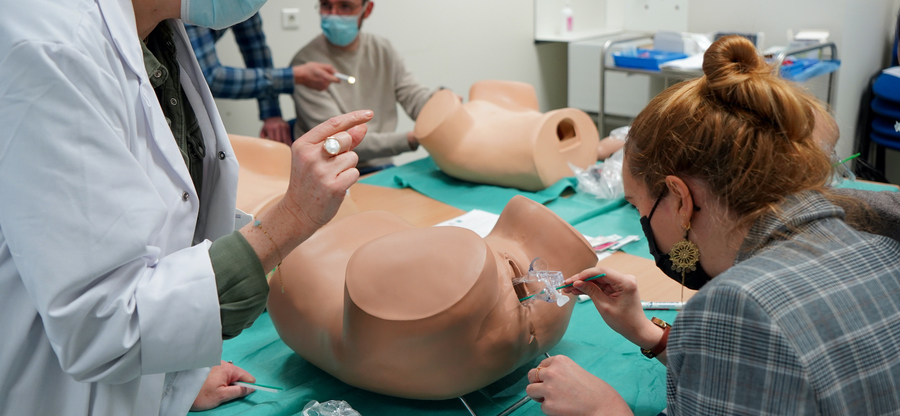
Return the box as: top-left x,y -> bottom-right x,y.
0,0 -> 240,414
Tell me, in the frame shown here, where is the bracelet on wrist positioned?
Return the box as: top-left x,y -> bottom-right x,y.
641,317 -> 671,359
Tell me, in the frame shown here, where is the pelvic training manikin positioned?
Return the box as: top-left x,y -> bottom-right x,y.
413,80 -> 600,191
229,134 -> 360,219
266,195 -> 598,399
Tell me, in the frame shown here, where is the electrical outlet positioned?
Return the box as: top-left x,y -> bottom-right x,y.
282,8 -> 300,30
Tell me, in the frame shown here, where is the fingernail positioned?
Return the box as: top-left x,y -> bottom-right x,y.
363,110 -> 374,117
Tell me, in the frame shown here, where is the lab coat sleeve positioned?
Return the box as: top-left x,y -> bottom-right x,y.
0,40 -> 222,383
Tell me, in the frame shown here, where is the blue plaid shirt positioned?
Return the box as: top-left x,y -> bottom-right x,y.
667,191 -> 900,415
184,13 -> 293,121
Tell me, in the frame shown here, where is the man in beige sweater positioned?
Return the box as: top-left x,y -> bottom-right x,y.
291,0 -> 436,168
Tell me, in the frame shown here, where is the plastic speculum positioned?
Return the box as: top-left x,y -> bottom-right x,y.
513,257 -> 570,307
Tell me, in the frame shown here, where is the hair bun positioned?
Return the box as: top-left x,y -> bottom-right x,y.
702,35 -> 766,90
700,35 -> 814,142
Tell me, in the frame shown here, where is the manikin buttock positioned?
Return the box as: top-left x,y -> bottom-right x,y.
267,195 -> 598,399
414,80 -> 600,191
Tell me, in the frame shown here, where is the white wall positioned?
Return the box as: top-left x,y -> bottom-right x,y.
212,0 -> 568,159
211,0 -> 900,181
688,0 -> 898,182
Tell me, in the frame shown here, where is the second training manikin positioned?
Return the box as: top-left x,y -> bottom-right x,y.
267,196 -> 598,399
413,80 -> 600,191
229,133 -> 360,219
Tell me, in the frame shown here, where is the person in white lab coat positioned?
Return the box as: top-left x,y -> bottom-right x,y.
0,0 -> 371,415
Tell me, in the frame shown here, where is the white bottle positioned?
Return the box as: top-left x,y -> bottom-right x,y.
560,1 -> 573,35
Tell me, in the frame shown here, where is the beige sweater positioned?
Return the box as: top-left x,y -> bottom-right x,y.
291,33 -> 434,164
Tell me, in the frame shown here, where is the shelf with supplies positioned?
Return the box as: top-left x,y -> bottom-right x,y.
595,32 -> 839,136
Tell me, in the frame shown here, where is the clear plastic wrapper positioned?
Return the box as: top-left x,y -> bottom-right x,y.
301,400 -> 361,416
608,125 -> 630,142
571,149 -> 624,199
571,126 -> 628,200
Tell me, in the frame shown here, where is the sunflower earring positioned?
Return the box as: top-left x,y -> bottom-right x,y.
669,221 -> 700,301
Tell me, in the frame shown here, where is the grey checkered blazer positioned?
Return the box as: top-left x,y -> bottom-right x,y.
666,191 -> 900,415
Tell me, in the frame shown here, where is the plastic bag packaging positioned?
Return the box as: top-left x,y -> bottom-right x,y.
301,400 -> 361,416
571,149 -> 624,200
571,126 -> 627,200
608,125 -> 630,142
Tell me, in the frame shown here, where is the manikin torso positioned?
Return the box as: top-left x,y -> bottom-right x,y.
267,195 -> 598,399
229,133 -> 360,218
413,80 -> 600,191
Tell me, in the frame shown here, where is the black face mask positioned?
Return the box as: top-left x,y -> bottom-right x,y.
639,190 -> 711,290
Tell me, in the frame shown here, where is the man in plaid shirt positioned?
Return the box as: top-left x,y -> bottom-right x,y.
185,13 -> 338,145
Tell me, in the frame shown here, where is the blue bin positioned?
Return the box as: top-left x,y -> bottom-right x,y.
612,49 -> 688,70
779,59 -> 841,82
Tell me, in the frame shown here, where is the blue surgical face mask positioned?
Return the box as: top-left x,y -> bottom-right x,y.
320,13 -> 361,47
182,0 -> 268,30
